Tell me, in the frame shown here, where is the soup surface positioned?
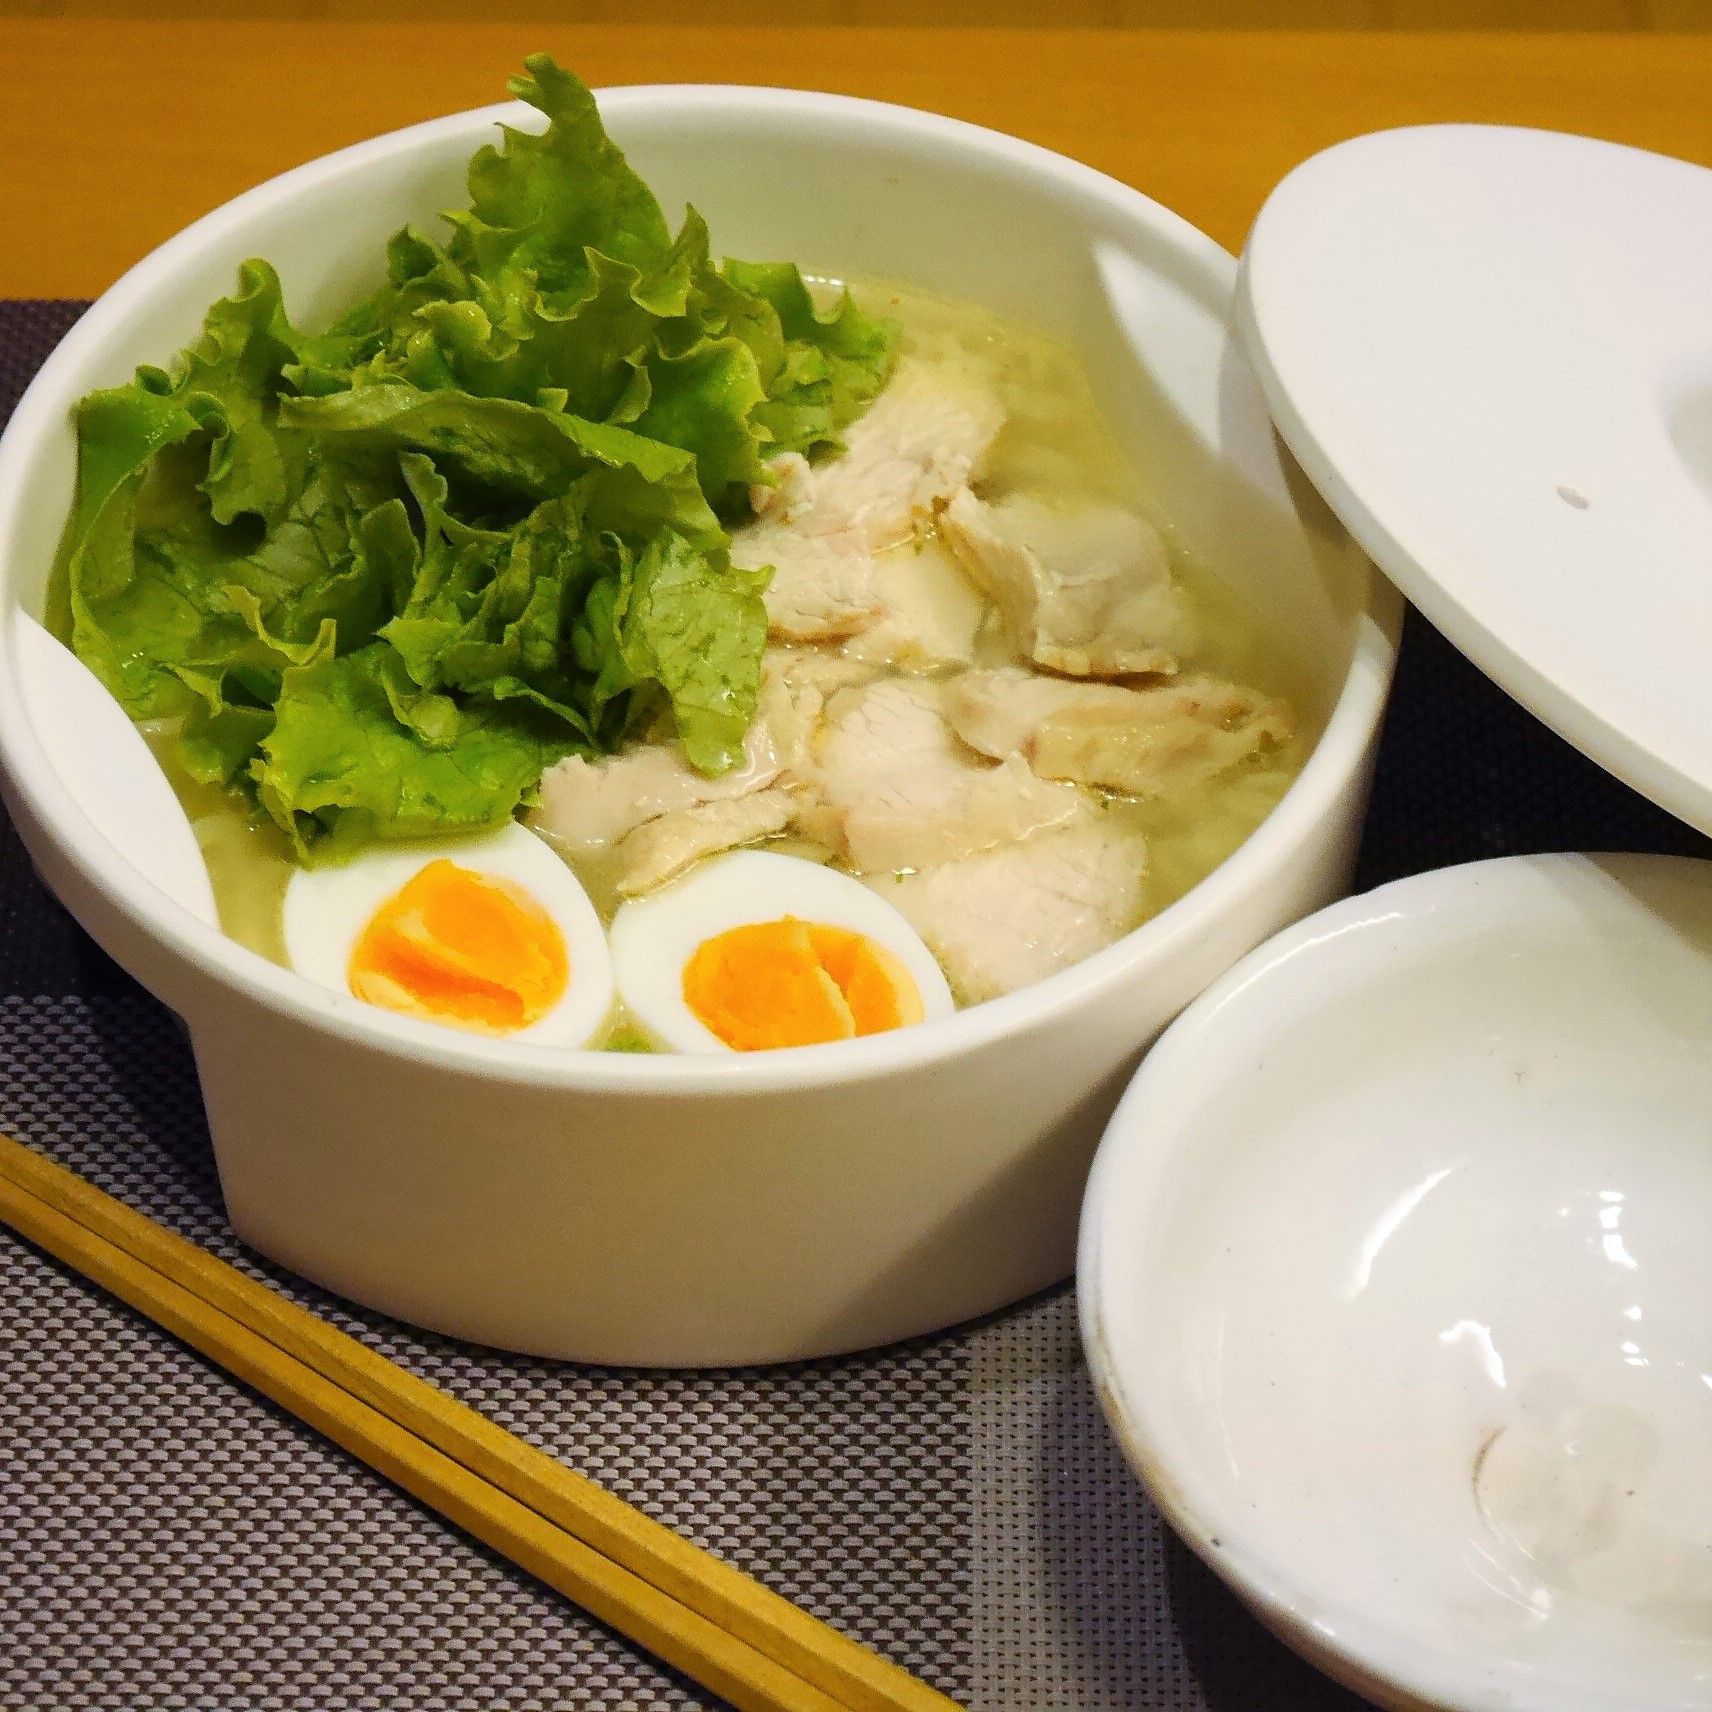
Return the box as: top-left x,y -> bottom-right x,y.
50,56 -> 1305,1055
128,279 -> 1305,1049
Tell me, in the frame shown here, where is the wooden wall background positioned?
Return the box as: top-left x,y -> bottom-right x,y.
6,5 -> 1710,296
6,0 -> 1710,27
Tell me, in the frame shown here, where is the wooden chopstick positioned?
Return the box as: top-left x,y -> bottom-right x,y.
0,1133 -> 963,1712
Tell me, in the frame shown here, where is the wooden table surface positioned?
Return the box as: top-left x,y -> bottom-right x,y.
4,20 -> 1712,300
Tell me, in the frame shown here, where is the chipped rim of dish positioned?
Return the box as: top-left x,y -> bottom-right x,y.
0,85 -> 1401,1093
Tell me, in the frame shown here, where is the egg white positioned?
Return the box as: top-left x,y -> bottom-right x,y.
282,821 -> 614,1047
608,849 -> 955,1054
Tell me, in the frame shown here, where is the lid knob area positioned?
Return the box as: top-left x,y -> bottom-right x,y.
1236,123 -> 1712,837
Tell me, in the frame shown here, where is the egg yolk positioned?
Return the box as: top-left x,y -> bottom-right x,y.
348,859 -> 568,1035
681,918 -> 924,1051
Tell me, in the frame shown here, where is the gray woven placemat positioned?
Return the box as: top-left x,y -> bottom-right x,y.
6,298 -> 1705,1712
0,994 -> 1347,1712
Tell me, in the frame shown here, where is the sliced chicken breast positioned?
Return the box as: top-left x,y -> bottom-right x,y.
732,523 -> 883,643
873,821 -> 1147,1002
940,490 -> 1194,678
815,677 -> 1082,872
943,668 -> 1141,759
803,359 -> 1005,549
757,359 -> 1004,547
530,721 -> 781,854
944,667 -> 1292,799
736,361 -> 1005,643
749,451 -> 815,523
843,537 -> 990,672
758,647 -> 878,775
615,788 -> 796,896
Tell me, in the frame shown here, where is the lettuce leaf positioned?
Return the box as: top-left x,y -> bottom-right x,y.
62,53 -> 898,862
621,534 -> 771,773
719,259 -> 898,459
569,532 -> 770,773
380,460 -> 599,737
256,646 -> 571,862
277,383 -> 723,545
462,55 -> 672,296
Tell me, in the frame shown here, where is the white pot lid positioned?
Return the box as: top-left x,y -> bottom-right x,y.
1237,124 -> 1712,834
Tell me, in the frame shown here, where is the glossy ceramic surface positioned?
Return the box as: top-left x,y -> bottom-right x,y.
12,614 -> 217,928
1240,126 -> 1712,839
0,88 -> 1396,1363
1082,852 -> 1712,1711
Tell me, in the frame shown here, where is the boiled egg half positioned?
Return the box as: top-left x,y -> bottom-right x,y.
609,849 -> 954,1053
283,822 -> 614,1045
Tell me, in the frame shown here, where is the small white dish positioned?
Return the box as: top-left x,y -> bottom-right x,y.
1081,852 -> 1712,1712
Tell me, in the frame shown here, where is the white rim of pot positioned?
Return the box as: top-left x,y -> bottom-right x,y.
0,85 -> 1401,1094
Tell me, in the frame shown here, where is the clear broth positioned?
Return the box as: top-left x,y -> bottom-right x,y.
115,279 -> 1309,1041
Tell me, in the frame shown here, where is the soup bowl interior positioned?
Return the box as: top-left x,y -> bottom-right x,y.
1080,854 -> 1712,1712
0,87 -> 1396,1363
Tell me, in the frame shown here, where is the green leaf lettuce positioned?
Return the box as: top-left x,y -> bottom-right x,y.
61,52 -> 897,861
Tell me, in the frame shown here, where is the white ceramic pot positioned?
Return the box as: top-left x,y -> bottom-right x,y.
0,88 -> 1400,1364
